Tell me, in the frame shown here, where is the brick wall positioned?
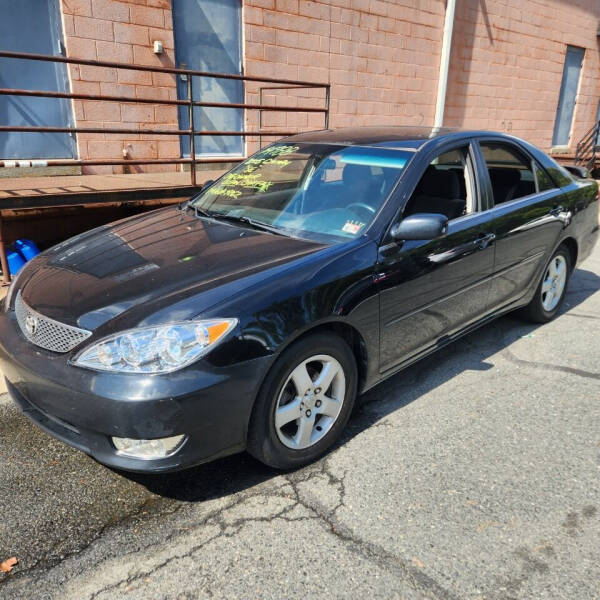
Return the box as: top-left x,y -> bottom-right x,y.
57,0 -> 600,174
243,0 -> 445,155
444,0 -> 600,150
60,0 -> 179,174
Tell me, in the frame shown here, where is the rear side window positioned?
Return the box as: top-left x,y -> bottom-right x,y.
533,162 -> 556,192
480,143 -> 536,205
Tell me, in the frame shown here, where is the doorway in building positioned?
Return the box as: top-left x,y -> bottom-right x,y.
172,0 -> 244,158
0,0 -> 75,159
552,45 -> 585,147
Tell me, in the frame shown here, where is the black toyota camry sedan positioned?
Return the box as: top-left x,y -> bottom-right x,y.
0,127 -> 598,472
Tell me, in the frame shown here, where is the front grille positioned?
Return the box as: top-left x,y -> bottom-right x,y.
15,291 -> 92,353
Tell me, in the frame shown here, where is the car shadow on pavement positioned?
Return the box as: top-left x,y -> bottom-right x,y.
126,267 -> 600,502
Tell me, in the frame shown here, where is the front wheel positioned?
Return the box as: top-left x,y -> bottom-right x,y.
247,333 -> 357,469
521,245 -> 571,323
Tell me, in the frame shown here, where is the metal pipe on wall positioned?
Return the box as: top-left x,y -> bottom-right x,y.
433,0 -> 457,129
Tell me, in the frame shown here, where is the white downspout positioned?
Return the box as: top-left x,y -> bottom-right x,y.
433,0 -> 457,129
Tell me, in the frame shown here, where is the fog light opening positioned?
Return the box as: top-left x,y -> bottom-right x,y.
111,434 -> 186,459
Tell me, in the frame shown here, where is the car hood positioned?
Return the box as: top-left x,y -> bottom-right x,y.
18,207 -> 325,330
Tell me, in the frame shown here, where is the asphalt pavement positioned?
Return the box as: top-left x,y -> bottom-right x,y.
0,242 -> 599,600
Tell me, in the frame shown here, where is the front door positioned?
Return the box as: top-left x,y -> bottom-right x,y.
172,0 -> 244,158
0,0 -> 75,159
378,143 -> 495,372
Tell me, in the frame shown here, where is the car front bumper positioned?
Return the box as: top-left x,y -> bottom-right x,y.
0,309 -> 271,473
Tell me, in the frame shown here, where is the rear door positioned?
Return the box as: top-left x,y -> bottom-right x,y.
378,141 -> 495,373
475,138 -> 566,308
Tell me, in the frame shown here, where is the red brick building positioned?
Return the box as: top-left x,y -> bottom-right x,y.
2,0 -> 600,174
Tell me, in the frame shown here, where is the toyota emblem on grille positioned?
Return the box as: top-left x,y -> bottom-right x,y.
25,314 -> 39,336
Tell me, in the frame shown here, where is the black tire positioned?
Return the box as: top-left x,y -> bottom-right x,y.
521,244 -> 572,323
247,333 -> 357,469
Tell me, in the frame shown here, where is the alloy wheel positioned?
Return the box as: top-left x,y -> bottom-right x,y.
275,354 -> 346,450
541,254 -> 567,312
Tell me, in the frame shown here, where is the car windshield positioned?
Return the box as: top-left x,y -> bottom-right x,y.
190,142 -> 412,242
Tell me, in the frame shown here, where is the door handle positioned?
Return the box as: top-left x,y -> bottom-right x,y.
549,205 -> 563,217
475,232 -> 495,249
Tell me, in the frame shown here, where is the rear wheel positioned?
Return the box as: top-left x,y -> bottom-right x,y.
521,245 -> 571,323
247,333 -> 357,469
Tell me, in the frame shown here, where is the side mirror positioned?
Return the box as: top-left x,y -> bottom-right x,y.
201,179 -> 215,189
390,213 -> 448,241
563,165 -> 590,179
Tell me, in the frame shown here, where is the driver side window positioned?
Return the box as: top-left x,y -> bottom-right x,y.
403,146 -> 474,220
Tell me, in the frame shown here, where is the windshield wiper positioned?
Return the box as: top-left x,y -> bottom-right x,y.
179,200 -> 209,217
193,205 -> 212,219
205,212 -> 289,236
188,205 -> 288,236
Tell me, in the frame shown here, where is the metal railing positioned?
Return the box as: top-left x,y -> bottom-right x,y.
0,50 -> 330,186
0,50 -> 330,283
574,119 -> 600,173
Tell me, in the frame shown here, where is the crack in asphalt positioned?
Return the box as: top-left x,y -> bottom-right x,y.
0,474 -> 301,589
87,493 -> 314,600
479,317 -> 600,382
562,311 -> 600,321
282,459 -> 461,600
26,457 -> 459,600
500,347 -> 600,381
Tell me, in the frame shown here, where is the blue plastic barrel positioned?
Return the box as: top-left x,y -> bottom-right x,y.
14,239 -> 40,261
7,249 -> 26,275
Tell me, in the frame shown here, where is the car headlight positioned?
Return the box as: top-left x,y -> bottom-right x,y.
72,318 -> 237,373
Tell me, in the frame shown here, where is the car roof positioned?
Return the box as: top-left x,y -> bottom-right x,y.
283,126 -> 504,150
